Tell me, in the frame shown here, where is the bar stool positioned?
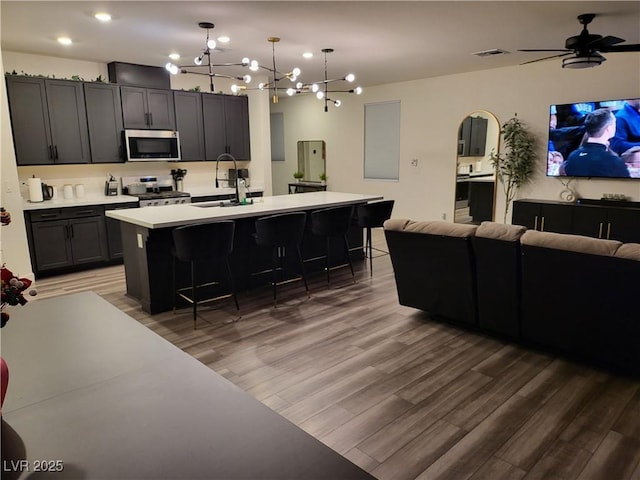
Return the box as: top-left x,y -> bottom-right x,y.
254,212 -> 309,306
310,205 -> 356,286
356,200 -> 395,276
171,221 -> 239,329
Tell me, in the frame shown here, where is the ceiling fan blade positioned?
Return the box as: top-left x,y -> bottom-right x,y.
520,52 -> 574,65
599,43 -> 640,53
588,35 -> 625,49
518,49 -> 571,53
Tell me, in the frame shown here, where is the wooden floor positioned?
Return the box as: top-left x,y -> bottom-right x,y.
33,231 -> 640,480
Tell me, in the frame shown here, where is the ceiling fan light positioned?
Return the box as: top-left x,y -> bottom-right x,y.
562,52 -> 605,69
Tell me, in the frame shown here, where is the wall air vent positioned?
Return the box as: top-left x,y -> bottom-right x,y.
472,48 -> 510,57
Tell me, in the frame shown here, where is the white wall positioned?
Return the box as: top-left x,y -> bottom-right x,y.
271,54 -> 640,223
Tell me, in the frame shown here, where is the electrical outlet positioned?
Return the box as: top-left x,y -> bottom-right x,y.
442,213 -> 446,220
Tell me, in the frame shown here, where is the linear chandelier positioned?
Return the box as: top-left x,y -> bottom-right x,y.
288,48 -> 363,112
231,37 -> 301,104
165,22 -> 253,93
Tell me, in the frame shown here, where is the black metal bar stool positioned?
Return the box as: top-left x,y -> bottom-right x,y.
254,212 -> 309,306
171,221 -> 239,329
356,200 -> 395,276
310,205 -> 356,286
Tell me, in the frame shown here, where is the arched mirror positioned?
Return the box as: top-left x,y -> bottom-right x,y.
454,111 -> 500,224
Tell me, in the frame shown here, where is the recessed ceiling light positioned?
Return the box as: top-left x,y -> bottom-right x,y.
57,37 -> 72,46
302,52 -> 313,59
94,12 -> 111,22
169,53 -> 180,60
217,36 -> 230,44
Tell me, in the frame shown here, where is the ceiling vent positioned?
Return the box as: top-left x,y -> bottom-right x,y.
472,48 -> 510,57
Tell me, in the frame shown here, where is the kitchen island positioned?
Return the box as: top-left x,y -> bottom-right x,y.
106,192 -> 383,313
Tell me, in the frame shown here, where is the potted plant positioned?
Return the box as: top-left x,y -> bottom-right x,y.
490,115 -> 537,223
319,172 -> 327,185
293,171 -> 304,182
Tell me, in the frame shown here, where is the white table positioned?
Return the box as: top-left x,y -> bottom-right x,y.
1,292 -> 374,480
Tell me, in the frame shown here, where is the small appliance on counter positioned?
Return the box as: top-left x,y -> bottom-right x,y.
170,168 -> 187,192
27,176 -> 53,202
105,174 -> 119,196
228,168 -> 249,188
121,175 -> 191,207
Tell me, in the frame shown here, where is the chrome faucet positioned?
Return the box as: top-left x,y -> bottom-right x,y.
215,153 -> 240,205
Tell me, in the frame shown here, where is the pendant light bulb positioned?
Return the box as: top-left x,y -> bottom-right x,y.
243,74 -> 252,83
194,56 -> 203,66
207,39 -> 216,50
345,73 -> 355,83
296,82 -> 303,89
316,91 -> 324,100
258,83 -> 266,91
292,67 -> 301,78
241,57 -> 250,66
354,86 -> 363,95
231,84 -> 240,94
311,84 -> 320,93
286,88 -> 296,96
334,99 -> 342,107
250,60 -> 259,72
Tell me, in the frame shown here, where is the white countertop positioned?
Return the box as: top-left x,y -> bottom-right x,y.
106,191 -> 383,229
21,186 -> 265,211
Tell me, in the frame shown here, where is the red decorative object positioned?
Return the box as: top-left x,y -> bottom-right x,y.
1,264 -> 36,328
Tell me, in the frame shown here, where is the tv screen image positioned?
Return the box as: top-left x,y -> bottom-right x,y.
547,97 -> 640,179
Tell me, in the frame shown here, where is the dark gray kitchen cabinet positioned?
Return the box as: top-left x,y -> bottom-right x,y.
174,91 -> 205,161
203,94 -> 250,160
26,206 -> 108,277
104,202 -> 138,260
121,86 -> 175,130
458,116 -> 487,157
5,76 -> 91,165
84,82 -> 124,163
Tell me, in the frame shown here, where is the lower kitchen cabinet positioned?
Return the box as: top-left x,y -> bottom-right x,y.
26,206 -> 112,277
105,202 -> 139,260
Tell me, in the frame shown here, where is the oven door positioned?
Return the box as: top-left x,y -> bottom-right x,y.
125,130 -> 181,161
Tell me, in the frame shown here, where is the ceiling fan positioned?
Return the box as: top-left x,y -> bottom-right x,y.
519,13 -> 640,68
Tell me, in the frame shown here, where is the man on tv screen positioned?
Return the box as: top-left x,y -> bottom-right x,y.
563,108 -> 631,178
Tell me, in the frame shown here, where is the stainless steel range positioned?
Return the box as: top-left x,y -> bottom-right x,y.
121,175 -> 191,207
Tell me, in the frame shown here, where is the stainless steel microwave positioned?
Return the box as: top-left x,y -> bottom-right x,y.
124,130 -> 181,162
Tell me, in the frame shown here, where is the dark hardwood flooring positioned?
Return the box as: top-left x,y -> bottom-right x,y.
33,231 -> 640,480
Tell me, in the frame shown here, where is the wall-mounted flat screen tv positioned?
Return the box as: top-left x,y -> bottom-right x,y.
546,97 -> 640,179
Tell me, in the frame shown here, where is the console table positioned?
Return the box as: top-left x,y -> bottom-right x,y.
512,198 -> 640,243
1,292 -> 374,480
289,182 -> 327,194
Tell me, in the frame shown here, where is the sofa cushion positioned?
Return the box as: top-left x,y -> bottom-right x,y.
614,243 -> 640,261
520,230 -> 621,257
476,222 -> 527,242
383,218 -> 410,232
383,219 -> 477,238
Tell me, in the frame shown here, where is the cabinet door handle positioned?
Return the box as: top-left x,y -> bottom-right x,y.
75,210 -> 96,216
598,222 -> 603,238
54,145 -> 59,160
65,225 -> 70,239
148,113 -> 153,126
40,213 -> 58,219
534,215 -> 538,231
69,224 -> 74,238
607,223 -> 611,240
540,216 -> 545,232
48,145 -> 54,159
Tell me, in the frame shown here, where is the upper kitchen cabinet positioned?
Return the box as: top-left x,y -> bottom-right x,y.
121,86 -> 176,130
6,76 -> 91,165
84,82 -> 124,163
203,94 -> 250,160
174,91 -> 205,161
